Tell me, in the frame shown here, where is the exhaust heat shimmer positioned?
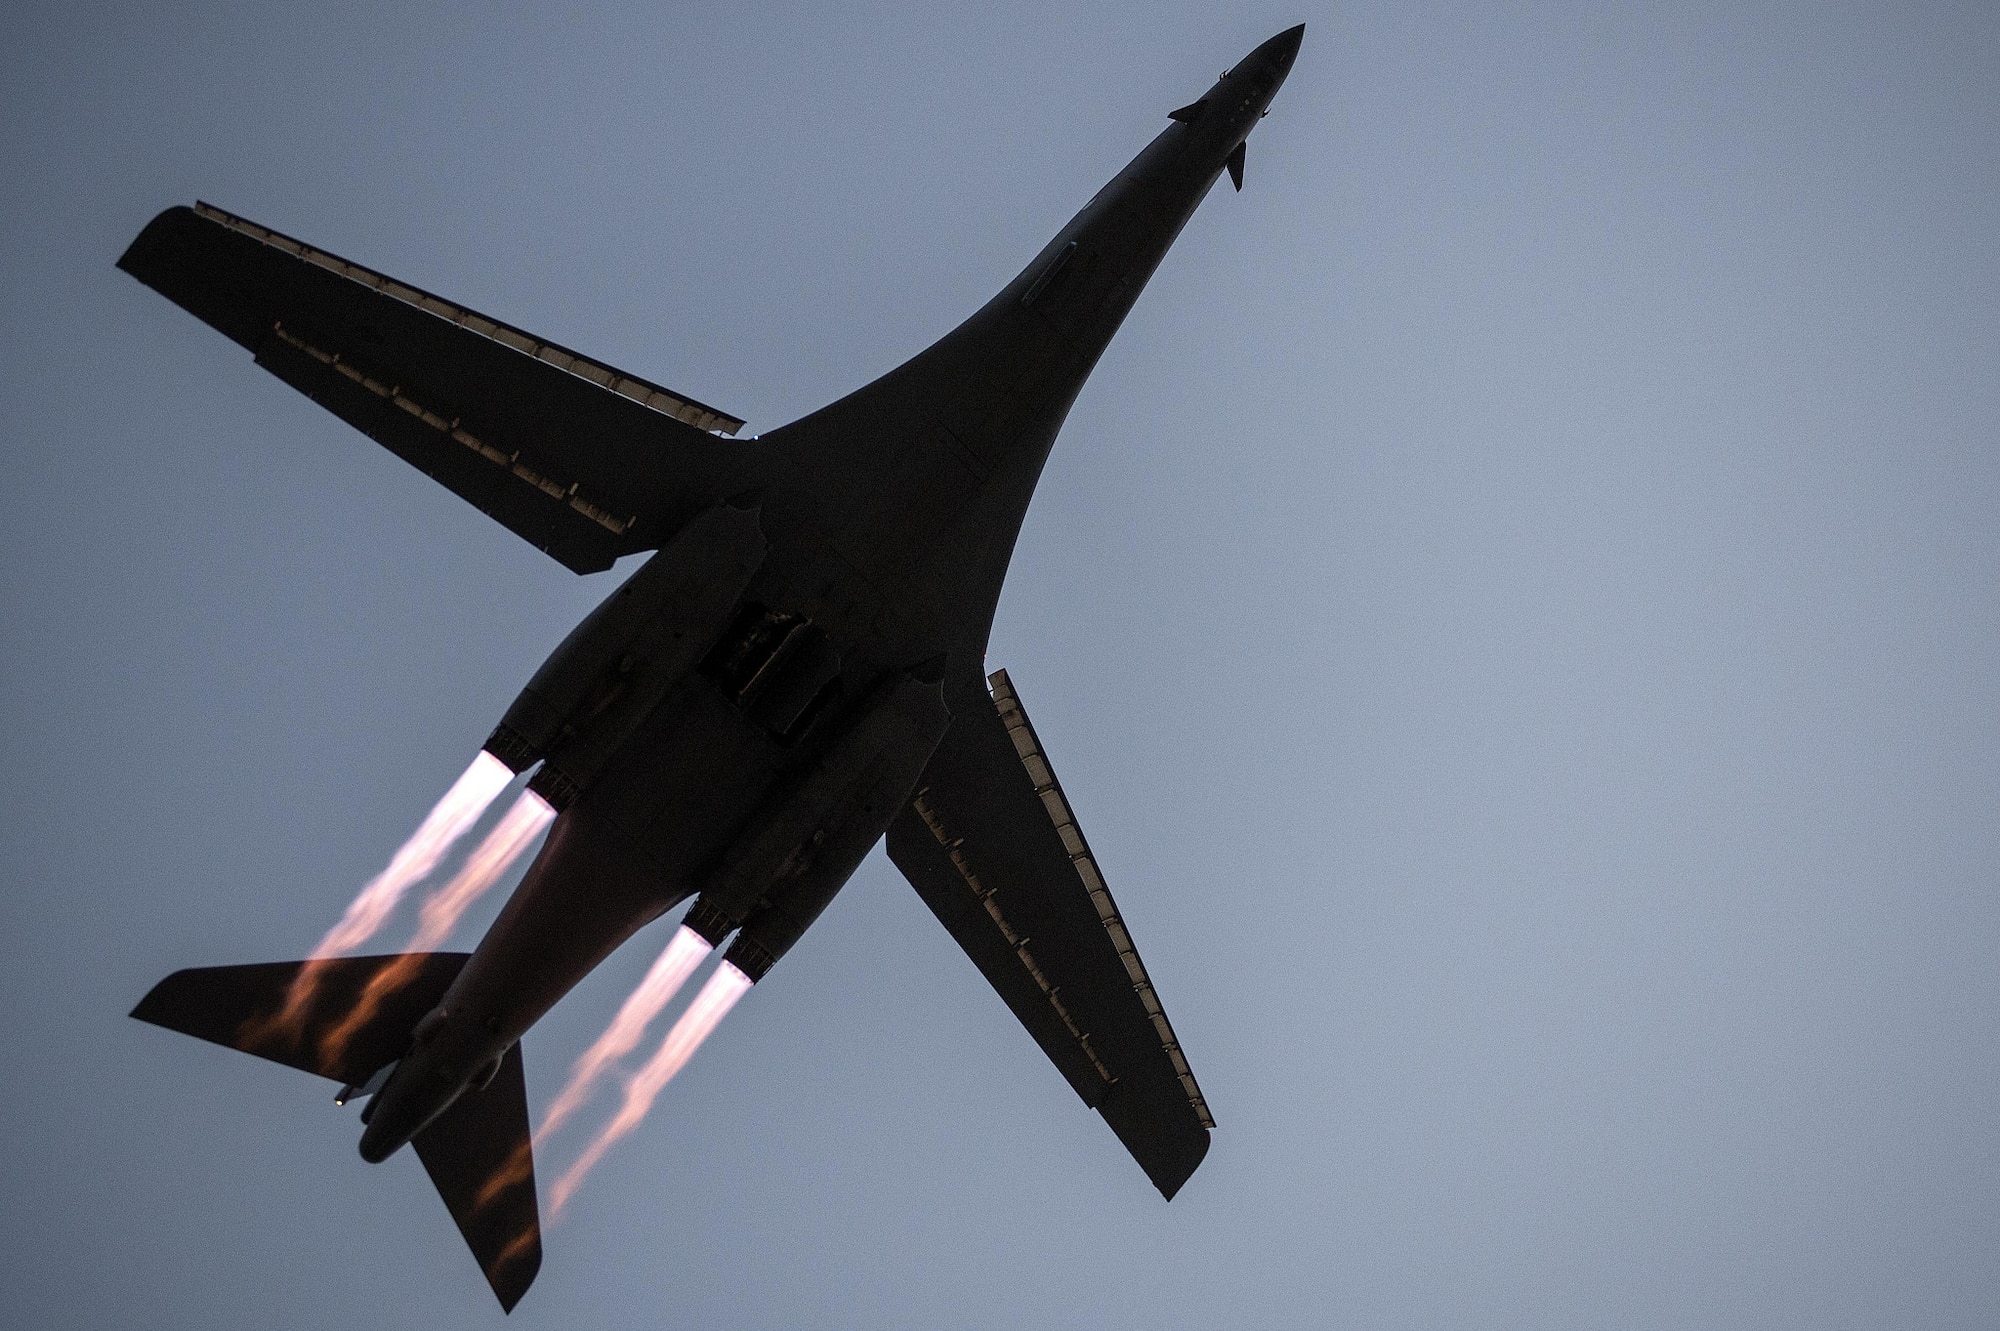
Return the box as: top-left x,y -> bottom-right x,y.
550,961 -> 753,1214
245,751 -> 514,1048
320,750 -> 515,957
321,789 -> 555,1063
536,923 -> 713,1145
412,790 -> 555,950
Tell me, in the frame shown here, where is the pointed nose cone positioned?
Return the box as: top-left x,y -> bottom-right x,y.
1251,23 -> 1306,81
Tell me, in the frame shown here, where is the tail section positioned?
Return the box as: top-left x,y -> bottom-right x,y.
412,1043 -> 542,1312
131,955 -> 544,1312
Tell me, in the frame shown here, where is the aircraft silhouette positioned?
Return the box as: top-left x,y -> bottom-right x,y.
124,24 -> 1303,1311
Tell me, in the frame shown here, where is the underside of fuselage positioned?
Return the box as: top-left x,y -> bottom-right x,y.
424,637 -> 849,1087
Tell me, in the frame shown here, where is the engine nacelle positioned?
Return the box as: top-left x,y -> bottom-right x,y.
483,503 -> 767,808
685,666 -> 952,975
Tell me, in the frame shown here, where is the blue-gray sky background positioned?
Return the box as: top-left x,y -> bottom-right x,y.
5,2 -> 1998,1327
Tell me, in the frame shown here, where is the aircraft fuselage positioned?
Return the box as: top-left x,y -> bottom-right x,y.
352,20 -> 1304,1159
357,24 -> 1303,1165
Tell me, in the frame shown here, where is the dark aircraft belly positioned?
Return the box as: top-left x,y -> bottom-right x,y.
585,681 -> 796,871
444,679 -> 795,1044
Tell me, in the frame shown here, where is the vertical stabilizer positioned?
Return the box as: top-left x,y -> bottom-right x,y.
412,1044 -> 542,1312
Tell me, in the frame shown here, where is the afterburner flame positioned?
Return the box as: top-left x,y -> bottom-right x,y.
537,924 -> 712,1145
247,751 -> 515,1048
550,961 -> 753,1214
320,789 -> 555,1062
319,750 -> 516,959
412,789 -> 554,950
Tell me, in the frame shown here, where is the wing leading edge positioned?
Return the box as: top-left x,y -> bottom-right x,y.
886,670 -> 1212,1199
118,203 -> 752,573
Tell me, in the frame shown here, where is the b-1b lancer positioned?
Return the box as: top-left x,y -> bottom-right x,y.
124,25 -> 1302,1311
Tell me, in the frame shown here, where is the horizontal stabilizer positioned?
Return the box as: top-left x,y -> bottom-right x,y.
412,1044 -> 542,1312
887,671 -> 1212,1199
131,953 -> 468,1086
1225,141 -> 1246,192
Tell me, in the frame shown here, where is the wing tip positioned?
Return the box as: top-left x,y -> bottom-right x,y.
491,1235 -> 542,1313
1144,1125 -> 1211,1201
1097,1081 -> 1213,1201
115,203 -> 200,280
127,966 -> 194,1027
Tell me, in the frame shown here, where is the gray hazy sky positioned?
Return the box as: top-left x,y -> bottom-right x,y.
5,3 -> 1998,1327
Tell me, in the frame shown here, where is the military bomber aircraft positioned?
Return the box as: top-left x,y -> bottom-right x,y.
124,24 -> 1304,1311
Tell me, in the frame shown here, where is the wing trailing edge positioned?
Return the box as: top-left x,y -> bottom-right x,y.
887,670 -> 1212,1199
118,202 -> 755,573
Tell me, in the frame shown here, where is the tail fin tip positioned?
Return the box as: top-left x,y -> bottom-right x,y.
412,1043 -> 543,1311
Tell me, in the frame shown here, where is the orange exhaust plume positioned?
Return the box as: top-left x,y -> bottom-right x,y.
320,790 -> 555,1063
536,924 -> 712,1146
550,961 -> 753,1215
245,752 -> 515,1049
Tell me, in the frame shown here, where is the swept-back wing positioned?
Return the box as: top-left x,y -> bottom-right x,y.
118,203 -> 754,573
886,670 -> 1212,1198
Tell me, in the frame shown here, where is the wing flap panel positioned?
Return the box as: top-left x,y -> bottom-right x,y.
118,203 -> 756,572
886,670 -> 1211,1198
988,673 -> 1212,1126
895,788 -> 1114,1107
252,328 -> 631,572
